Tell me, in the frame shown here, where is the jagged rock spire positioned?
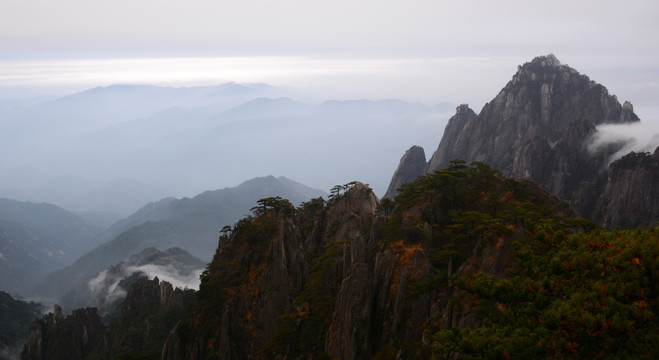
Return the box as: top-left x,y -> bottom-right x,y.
387,54 -> 650,226
384,145 -> 427,199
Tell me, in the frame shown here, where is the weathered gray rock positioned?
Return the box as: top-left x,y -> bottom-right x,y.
325,183 -> 379,358
384,145 -> 427,199
388,54 -> 655,227
426,104 -> 479,172
427,54 -> 638,176
592,146 -> 659,228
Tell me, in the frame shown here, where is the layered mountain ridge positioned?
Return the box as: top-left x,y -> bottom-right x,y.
14,55 -> 659,359
386,54 -> 657,228
0,199 -> 103,295
32,175 -> 325,309
158,163 -> 602,359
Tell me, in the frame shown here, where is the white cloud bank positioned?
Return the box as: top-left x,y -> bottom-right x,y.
589,120 -> 659,163
87,263 -> 204,308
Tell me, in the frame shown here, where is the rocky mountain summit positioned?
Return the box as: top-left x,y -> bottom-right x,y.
386,54 -> 657,228
383,145 -> 427,198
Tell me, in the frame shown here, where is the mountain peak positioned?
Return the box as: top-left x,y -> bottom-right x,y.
400,54 -> 650,227
531,53 -> 561,67
384,145 -> 427,198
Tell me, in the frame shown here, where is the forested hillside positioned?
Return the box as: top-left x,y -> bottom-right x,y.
159,161 -> 658,359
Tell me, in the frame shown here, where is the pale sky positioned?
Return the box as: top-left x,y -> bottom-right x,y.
1,0 -> 658,108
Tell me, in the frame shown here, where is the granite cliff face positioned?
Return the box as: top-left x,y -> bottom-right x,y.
426,54 -> 637,174
21,277 -> 194,360
387,54 -> 656,228
384,145 -> 427,198
162,166 -> 581,359
592,147 -> 659,229
21,305 -> 104,360
162,183 -> 378,359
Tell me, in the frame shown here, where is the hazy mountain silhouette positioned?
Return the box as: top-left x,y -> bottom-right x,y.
32,175 -> 326,309
1,84 -> 454,216
0,199 -> 103,295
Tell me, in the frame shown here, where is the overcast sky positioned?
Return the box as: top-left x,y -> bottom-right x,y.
1,0 -> 658,111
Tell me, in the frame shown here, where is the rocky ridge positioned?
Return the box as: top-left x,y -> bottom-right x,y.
385,54 -> 657,228
161,166 -> 581,359
21,277 -> 194,360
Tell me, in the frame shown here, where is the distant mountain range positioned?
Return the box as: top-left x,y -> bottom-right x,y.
0,82 -> 455,217
33,175 -> 326,309
13,55 -> 659,360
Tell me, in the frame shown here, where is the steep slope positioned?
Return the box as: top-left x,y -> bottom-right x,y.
33,176 -> 325,308
21,305 -> 104,360
162,183 -> 378,359
101,277 -> 196,359
591,146 -> 659,228
387,54 -> 657,227
21,277 -> 195,360
427,54 -> 637,173
161,163 -> 591,359
384,145 -> 427,198
29,163 -> 657,359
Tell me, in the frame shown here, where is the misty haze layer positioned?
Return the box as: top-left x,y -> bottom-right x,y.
589,121 -> 659,163
0,83 -> 454,216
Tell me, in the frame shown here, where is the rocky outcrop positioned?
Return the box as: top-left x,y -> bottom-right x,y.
427,55 -> 637,175
162,195 -> 312,360
21,305 -> 105,360
592,146 -> 659,228
162,183 -> 378,360
426,104 -> 479,172
384,145 -> 427,198
116,276 -> 188,319
324,184 -> 379,358
163,167 -> 582,359
102,277 -> 195,357
388,54 -> 656,227
21,277 -> 194,360
66,247 -> 204,319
